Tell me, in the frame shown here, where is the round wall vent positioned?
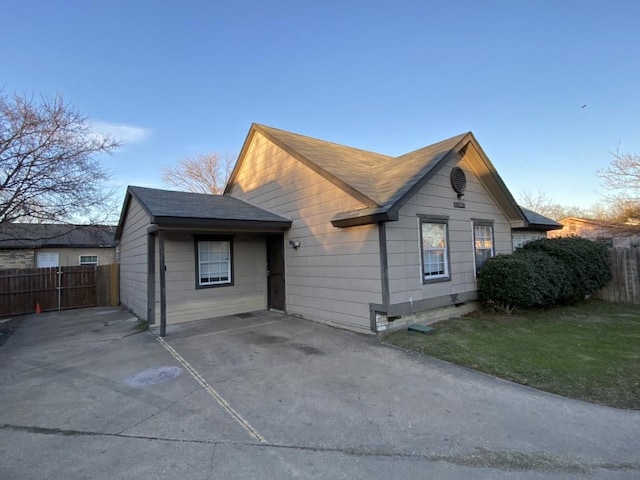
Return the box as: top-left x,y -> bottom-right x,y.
450,167 -> 466,194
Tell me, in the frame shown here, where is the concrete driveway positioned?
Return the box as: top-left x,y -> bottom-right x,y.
1,308 -> 639,479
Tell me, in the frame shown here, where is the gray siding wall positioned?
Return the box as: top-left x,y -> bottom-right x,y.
118,197 -> 151,320
386,152 -> 513,306
229,132 -> 381,332
153,232 -> 267,325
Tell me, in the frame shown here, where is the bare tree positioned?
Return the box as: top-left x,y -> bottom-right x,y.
518,189 -> 587,220
597,149 -> 640,204
0,92 -> 119,225
161,152 -> 235,195
518,189 -> 554,215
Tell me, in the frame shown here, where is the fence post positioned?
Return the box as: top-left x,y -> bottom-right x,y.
57,266 -> 62,311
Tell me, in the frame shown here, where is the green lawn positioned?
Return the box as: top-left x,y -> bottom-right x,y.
383,300 -> 640,409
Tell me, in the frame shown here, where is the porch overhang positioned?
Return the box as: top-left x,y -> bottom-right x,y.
147,216 -> 291,233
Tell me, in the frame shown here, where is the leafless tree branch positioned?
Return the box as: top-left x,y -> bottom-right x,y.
0,92 -> 120,225
597,148 -> 640,204
517,189 -> 588,221
161,152 -> 235,195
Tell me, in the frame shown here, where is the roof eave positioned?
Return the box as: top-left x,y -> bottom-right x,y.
151,216 -> 292,231
516,223 -> 563,231
331,211 -> 396,228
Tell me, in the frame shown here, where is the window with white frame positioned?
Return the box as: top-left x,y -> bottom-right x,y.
420,218 -> 450,282
196,238 -> 232,287
473,223 -> 494,272
79,255 -> 98,266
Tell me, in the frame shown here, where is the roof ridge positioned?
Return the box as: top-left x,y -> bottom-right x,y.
255,124 -> 392,159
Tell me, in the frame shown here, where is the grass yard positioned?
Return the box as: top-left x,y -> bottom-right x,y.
383,300 -> 640,409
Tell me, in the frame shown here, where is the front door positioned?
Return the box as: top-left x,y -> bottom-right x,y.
266,234 -> 285,311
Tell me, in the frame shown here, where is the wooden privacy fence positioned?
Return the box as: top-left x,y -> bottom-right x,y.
595,248 -> 640,304
96,263 -> 119,307
0,264 -> 119,316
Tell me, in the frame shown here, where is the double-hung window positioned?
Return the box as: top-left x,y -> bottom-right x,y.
195,237 -> 233,287
420,216 -> 450,283
473,221 -> 494,273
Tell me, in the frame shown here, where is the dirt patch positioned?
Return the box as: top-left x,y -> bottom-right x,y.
0,316 -> 25,347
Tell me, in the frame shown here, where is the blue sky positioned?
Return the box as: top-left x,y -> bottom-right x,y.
2,0 -> 639,210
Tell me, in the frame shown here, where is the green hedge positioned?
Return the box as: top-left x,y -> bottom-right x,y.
478,237 -> 611,312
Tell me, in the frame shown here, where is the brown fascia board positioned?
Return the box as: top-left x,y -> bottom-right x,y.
375,133 -> 472,222
331,210 -> 397,228
513,224 -> 563,232
332,133 -> 470,228
225,124 -> 379,208
115,187 -> 155,240
114,190 -> 132,240
116,186 -> 169,240
152,216 -> 292,230
223,125 -> 257,195
463,135 -> 527,224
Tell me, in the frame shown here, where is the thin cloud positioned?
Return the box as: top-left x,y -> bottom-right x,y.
90,120 -> 152,144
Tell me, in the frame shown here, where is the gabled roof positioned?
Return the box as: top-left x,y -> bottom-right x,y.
518,207 -> 562,231
0,223 -> 115,249
227,124 -> 527,228
115,186 -> 292,239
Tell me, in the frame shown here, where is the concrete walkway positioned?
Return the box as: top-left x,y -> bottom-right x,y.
1,307 -> 639,479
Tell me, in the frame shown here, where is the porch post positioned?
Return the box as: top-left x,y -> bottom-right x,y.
147,233 -> 156,324
158,229 -> 167,337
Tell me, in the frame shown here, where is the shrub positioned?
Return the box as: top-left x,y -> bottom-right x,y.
513,249 -> 571,305
479,237 -> 611,311
519,237 -> 611,303
478,254 -> 544,312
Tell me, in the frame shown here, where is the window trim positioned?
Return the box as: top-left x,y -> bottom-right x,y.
193,235 -> 234,289
472,219 -> 495,274
418,215 -> 451,284
79,254 -> 99,266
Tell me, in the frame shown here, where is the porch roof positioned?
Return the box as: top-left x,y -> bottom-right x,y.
116,186 -> 292,238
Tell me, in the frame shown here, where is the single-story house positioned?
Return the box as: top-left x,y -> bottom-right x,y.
0,223 -> 116,269
116,124 -> 559,333
549,217 -> 640,247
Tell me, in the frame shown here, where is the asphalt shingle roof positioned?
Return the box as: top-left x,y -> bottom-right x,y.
0,224 -> 116,248
256,124 -> 467,209
127,186 -> 292,225
519,207 -> 562,229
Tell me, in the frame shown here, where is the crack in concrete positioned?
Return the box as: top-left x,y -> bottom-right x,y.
352,377 -> 392,449
211,368 -> 260,386
116,388 -> 203,435
5,423 -> 636,474
206,443 -> 217,480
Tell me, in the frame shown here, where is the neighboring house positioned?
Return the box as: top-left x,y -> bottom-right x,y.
512,207 -> 562,249
549,217 -> 640,247
116,124 -> 557,333
0,223 -> 116,269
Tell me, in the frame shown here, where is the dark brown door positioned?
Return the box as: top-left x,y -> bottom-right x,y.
266,234 -> 285,311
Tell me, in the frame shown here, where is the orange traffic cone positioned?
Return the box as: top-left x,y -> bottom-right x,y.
35,303 -> 41,314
